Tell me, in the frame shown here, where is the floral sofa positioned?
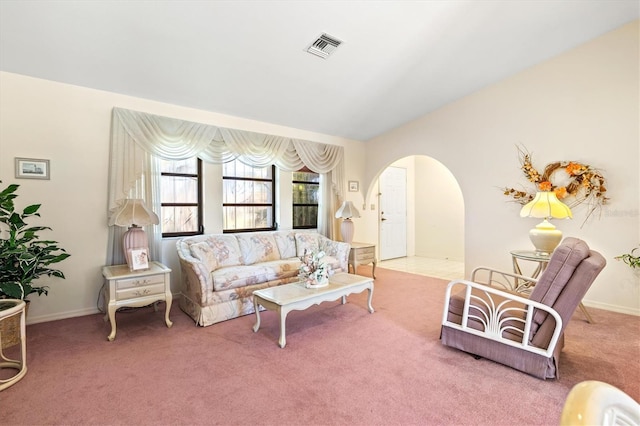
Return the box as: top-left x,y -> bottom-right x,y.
176,230 -> 350,326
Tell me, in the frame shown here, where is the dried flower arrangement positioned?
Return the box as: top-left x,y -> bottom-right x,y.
298,249 -> 331,288
503,146 -> 609,225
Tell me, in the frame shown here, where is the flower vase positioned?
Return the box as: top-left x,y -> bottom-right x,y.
304,275 -> 329,289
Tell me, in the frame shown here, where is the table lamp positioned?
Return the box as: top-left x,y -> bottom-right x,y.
335,201 -> 360,244
520,191 -> 572,255
109,199 -> 159,269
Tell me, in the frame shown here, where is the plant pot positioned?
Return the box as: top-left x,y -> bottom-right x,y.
0,300 -> 29,349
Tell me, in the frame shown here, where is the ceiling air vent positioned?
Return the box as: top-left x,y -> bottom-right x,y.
306,33 -> 343,59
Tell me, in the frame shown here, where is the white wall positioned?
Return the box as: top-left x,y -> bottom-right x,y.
0,72 -> 365,324
414,156 -> 464,261
364,21 -> 640,315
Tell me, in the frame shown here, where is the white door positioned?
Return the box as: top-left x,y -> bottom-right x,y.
379,166 -> 407,260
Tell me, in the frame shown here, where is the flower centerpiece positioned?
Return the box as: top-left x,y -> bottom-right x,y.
298,249 -> 331,289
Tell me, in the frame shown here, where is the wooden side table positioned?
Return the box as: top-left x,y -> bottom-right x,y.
348,242 -> 377,278
511,250 -> 594,324
102,261 -> 173,341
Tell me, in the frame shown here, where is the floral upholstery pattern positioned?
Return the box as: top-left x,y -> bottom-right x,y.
176,230 -> 350,326
208,235 -> 243,267
273,231 -> 297,259
212,259 -> 299,291
236,233 -> 281,265
295,232 -> 320,257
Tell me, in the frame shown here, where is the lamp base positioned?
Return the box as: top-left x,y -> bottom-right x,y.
123,226 -> 149,269
529,219 -> 562,255
340,218 -> 355,244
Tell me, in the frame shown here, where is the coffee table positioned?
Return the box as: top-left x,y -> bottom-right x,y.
252,272 -> 374,348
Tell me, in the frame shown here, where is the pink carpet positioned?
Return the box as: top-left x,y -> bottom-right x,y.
2,267 -> 639,425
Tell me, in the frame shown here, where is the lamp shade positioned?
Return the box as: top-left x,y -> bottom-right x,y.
520,192 -> 572,220
520,192 -> 572,254
109,199 -> 159,270
335,201 -> 361,219
109,199 -> 159,227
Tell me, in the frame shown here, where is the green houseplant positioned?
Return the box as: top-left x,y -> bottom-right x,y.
0,182 -> 70,300
615,247 -> 640,269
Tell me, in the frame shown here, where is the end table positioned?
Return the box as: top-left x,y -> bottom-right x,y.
102,261 -> 173,341
348,242 -> 377,278
511,250 -> 594,324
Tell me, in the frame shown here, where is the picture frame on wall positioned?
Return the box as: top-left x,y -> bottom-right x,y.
15,158 -> 50,180
129,248 -> 150,271
348,180 -> 359,192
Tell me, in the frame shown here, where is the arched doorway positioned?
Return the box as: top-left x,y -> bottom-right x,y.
374,155 -> 464,279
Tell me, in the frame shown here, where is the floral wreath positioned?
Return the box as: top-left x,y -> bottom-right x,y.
503,146 -> 609,224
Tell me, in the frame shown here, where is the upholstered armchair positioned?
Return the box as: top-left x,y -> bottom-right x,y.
440,237 -> 606,379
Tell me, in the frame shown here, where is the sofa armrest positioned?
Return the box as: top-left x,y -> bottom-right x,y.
442,279 -> 562,357
318,235 -> 350,272
176,240 -> 213,306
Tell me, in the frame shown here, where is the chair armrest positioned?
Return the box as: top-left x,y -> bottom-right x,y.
471,266 -> 539,293
441,279 -> 562,358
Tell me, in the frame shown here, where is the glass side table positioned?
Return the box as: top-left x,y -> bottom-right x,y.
511,250 -> 594,324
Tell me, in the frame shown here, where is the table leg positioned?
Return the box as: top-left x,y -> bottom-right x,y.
371,259 -> 377,279
366,285 -> 375,313
579,302 -> 595,324
278,307 -> 288,349
164,294 -> 173,328
252,297 -> 262,333
107,304 -> 117,342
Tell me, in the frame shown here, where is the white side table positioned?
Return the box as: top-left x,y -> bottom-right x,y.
102,261 -> 173,341
348,242 -> 377,278
511,250 -> 594,324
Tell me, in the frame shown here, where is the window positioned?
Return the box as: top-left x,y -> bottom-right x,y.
293,169 -> 319,229
223,160 -> 276,232
159,158 -> 202,237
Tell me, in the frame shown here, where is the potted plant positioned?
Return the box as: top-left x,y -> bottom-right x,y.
615,247 -> 640,269
0,182 -> 70,300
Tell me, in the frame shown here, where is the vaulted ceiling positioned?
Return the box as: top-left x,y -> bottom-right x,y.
1,1 -> 637,141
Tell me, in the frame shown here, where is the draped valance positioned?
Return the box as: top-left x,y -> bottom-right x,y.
107,107 -> 345,265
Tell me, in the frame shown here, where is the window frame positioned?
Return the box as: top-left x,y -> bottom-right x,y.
292,168 -> 320,229
160,158 -> 203,238
222,163 -> 277,233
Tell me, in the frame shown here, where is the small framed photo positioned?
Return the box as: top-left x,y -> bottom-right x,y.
129,248 -> 149,271
15,158 -> 50,180
348,180 -> 359,192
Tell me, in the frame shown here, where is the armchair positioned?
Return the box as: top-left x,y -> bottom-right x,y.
440,237 -> 606,379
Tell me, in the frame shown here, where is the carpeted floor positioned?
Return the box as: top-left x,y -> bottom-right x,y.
2,267 -> 639,425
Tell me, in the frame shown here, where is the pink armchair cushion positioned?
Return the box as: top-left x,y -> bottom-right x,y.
529,238 -> 590,328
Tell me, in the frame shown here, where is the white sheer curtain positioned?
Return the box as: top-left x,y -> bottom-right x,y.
107,108 -> 345,265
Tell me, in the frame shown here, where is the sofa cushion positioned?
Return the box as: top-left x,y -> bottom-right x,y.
189,241 -> 218,272
211,259 -> 300,291
273,231 -> 297,259
236,232 -> 281,265
295,232 -> 320,257
207,235 -> 243,268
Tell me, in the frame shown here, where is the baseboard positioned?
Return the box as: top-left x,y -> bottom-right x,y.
27,307 -> 101,325
26,293 -> 183,325
582,299 -> 640,316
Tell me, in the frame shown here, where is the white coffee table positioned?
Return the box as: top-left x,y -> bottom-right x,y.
252,273 -> 374,348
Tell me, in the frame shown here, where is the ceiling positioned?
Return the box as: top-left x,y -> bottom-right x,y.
1,1 -> 638,141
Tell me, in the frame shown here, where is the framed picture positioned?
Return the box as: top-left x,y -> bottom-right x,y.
129,248 -> 150,271
15,158 -> 50,180
348,180 -> 359,192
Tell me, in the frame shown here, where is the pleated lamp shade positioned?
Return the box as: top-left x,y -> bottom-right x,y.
109,199 -> 159,269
